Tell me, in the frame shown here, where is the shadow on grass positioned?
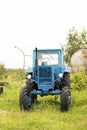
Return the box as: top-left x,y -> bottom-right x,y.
33,96 -> 60,112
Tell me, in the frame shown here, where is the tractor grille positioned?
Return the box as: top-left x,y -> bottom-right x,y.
38,66 -> 52,86
39,67 -> 51,77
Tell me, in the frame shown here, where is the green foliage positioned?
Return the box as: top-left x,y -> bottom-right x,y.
0,80 -> 87,130
62,27 -> 87,64
0,64 -> 26,81
71,70 -> 87,90
7,68 -> 26,81
0,71 -> 87,129
0,64 -> 6,79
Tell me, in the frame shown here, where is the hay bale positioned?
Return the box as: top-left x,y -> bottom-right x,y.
70,49 -> 87,73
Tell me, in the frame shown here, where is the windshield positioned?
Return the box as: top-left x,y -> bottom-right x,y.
37,52 -> 58,66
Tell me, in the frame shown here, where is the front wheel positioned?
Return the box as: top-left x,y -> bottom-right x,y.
60,86 -> 71,111
19,84 -> 37,111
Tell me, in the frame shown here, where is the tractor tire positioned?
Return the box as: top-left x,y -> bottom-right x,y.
62,72 -> 70,87
26,78 -> 31,87
60,86 -> 71,111
19,83 -> 37,111
0,87 -> 3,94
19,86 -> 29,110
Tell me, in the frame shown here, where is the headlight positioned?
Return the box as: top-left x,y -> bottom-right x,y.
27,74 -> 31,79
59,73 -> 63,78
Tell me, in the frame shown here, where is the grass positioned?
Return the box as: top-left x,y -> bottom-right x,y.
0,80 -> 87,130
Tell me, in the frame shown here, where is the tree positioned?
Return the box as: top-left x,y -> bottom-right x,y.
62,27 -> 87,64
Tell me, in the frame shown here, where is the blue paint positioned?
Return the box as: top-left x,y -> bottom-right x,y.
26,48 -> 71,96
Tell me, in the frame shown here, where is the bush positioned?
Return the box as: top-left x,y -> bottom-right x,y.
0,64 -> 6,79
7,69 -> 26,81
71,70 -> 87,90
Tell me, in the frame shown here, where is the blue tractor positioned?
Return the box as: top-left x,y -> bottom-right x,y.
19,48 -> 71,111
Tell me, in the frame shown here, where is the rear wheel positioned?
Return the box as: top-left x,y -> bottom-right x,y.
19,83 -> 37,111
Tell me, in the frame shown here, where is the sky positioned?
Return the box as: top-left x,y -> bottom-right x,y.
0,0 -> 87,69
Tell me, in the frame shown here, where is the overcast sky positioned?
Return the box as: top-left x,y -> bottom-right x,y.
0,0 -> 87,69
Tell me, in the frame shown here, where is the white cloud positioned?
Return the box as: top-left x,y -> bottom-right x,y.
0,0 -> 87,68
